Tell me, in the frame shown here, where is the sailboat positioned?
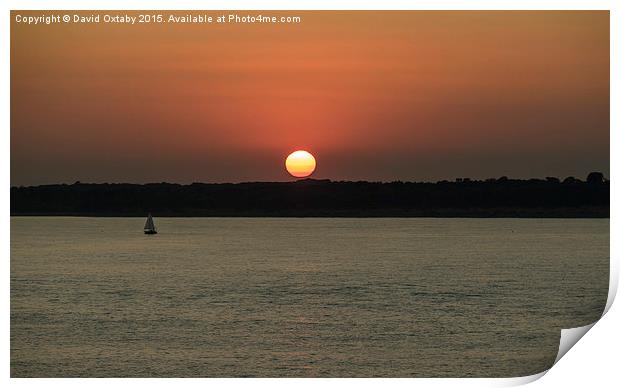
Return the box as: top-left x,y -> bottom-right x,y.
144,213 -> 157,235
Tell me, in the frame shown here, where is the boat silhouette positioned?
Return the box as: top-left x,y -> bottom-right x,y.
144,213 -> 157,235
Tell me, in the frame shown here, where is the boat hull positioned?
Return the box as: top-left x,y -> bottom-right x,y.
144,230 -> 157,235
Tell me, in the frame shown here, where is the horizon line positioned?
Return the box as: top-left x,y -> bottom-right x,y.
10,172 -> 609,188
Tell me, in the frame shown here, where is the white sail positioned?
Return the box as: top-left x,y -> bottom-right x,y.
144,213 -> 156,232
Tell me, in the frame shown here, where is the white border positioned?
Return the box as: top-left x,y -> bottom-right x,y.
0,0 -> 616,11
2,1 -> 617,387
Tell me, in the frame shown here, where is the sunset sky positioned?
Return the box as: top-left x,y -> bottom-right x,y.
11,11 -> 609,186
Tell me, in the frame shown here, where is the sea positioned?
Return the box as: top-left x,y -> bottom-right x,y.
10,217 -> 609,377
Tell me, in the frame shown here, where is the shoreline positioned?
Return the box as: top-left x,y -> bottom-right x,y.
11,178 -> 609,219
10,211 -> 610,218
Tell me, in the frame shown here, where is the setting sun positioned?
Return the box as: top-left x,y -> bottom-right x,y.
285,150 -> 316,178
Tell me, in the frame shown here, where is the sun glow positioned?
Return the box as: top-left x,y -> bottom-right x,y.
285,150 -> 316,178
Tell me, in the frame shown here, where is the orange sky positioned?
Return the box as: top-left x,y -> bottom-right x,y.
11,11 -> 609,185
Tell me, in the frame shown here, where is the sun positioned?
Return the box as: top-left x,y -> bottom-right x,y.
285,150 -> 316,178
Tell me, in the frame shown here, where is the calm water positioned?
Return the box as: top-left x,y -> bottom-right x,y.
11,217 -> 609,377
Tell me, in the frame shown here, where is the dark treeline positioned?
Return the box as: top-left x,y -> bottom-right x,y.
11,173 -> 609,217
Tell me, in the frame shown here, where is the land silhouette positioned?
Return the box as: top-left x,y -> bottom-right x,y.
10,172 -> 608,217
